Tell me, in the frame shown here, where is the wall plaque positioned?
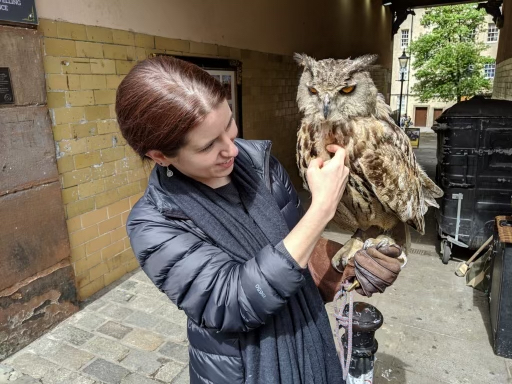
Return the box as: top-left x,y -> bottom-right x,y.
0,67 -> 15,104
0,0 -> 37,26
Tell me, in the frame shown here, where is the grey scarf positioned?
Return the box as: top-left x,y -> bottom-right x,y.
161,153 -> 343,384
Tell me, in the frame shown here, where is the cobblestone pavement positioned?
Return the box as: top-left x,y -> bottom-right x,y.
1,271 -> 190,384
2,134 -> 512,383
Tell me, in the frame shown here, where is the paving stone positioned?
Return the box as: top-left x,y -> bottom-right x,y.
84,336 -> 130,362
24,336 -> 62,356
0,364 -> 13,382
97,321 -> 133,339
41,367 -> 96,384
82,358 -> 130,384
118,280 -> 138,291
152,304 -> 187,325
47,344 -> 95,370
9,353 -> 59,379
83,299 -> 107,312
98,304 -> 133,321
158,342 -> 189,364
73,312 -> 107,331
152,320 -> 188,344
132,283 -> 166,299
103,290 -> 135,304
9,375 -> 39,383
119,349 -> 166,375
120,373 -> 160,384
154,360 -> 185,383
170,366 -> 189,384
50,325 -> 94,346
127,296 -> 164,313
131,271 -> 152,284
123,311 -> 161,329
122,329 -> 164,351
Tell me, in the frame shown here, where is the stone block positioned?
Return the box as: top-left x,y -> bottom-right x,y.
106,74 -> 125,89
47,92 -> 67,108
86,233 -> 112,255
73,151 -> 101,169
72,311 -> 106,331
38,19 -> 57,38
79,74 -> 107,90
0,106 -> 58,194
56,21 -> 87,40
84,336 -> 130,361
115,60 -> 136,75
90,59 -> 117,75
82,358 -> 130,384
72,122 -> 98,138
112,30 -> 135,46
107,199 -> 131,217
78,179 -> 106,199
101,146 -> 125,162
94,89 -> 116,104
85,105 -> 111,121
121,373 -> 161,384
74,252 -> 102,276
62,186 -> 79,204
98,216 -> 122,235
45,38 -> 77,57
50,325 -> 94,346
104,45 -> 128,60
0,26 -> 46,105
100,304 -> 133,321
53,106 -> 85,124
97,321 -> 133,339
77,41 -> 104,58
155,37 -> 189,52
86,26 -> 113,44
95,190 -> 121,208
42,367 -> 96,384
0,183 -> 70,288
154,361 -> 185,382
79,277 -> 105,300
190,41 -> 218,56
47,344 -> 94,370
66,90 -> 95,106
122,329 -> 164,351
67,197 -> 96,218
120,349 -> 165,375
152,321 -> 187,344
124,310 -> 161,329
134,34 -> 155,48
158,342 -> 189,364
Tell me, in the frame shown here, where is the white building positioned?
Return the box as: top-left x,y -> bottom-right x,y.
391,8 -> 499,132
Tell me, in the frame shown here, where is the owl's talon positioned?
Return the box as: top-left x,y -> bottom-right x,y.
331,237 -> 364,273
363,239 -> 375,250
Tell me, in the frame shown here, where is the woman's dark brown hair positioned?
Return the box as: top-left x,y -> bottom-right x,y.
115,56 -> 227,159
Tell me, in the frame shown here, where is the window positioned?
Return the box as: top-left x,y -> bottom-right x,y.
484,63 -> 496,79
487,23 -> 499,42
397,96 -> 407,112
467,28 -> 476,42
399,66 -> 409,79
401,29 -> 410,48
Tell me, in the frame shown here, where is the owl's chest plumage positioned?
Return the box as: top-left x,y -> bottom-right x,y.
296,120 -> 399,232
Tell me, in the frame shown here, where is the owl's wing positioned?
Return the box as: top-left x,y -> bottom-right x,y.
357,126 -> 427,234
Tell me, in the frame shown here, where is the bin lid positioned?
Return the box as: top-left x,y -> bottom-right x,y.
439,96 -> 512,119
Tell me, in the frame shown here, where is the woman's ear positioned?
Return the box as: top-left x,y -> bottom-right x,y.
146,150 -> 170,166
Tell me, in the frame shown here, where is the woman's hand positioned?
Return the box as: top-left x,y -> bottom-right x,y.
306,144 -> 350,220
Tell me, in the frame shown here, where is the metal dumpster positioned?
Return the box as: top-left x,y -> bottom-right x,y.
432,96 -> 512,263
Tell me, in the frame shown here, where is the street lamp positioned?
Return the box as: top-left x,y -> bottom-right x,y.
397,50 -> 409,127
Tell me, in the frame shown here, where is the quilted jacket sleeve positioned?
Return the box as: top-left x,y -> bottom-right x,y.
127,200 -> 306,333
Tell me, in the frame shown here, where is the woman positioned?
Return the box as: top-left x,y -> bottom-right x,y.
116,56 -> 349,383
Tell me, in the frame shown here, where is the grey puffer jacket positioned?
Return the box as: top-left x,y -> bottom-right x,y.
127,139 -> 310,383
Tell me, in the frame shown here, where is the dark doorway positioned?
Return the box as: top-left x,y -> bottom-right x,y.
434,108 -> 443,123
415,106 -> 428,127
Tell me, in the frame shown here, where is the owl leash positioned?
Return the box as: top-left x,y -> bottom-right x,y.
333,282 -> 354,381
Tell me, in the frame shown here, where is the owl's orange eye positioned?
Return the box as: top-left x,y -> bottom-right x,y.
308,87 -> 318,95
340,86 -> 355,94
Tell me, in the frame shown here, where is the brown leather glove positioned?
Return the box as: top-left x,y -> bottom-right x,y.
341,242 -> 403,297
308,237 -> 344,303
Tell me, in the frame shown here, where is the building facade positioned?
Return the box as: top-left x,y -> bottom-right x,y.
391,8 -> 499,132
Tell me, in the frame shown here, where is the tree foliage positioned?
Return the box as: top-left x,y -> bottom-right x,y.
409,5 -> 495,102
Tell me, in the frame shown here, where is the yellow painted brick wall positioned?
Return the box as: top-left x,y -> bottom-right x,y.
39,19 -> 305,299
493,58 -> 512,101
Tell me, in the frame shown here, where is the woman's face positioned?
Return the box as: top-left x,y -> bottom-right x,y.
169,100 -> 239,188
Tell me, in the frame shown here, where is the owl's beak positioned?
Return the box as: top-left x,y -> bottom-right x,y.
323,95 -> 331,119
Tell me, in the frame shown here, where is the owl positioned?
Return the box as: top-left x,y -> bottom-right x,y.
294,53 -> 443,272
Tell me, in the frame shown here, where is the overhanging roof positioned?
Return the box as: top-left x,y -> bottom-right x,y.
385,0 -> 481,9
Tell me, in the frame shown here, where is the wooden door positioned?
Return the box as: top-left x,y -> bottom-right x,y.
415,107 -> 428,127
434,108 -> 443,123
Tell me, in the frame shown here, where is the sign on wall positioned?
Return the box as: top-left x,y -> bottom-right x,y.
0,67 -> 14,105
0,0 -> 38,26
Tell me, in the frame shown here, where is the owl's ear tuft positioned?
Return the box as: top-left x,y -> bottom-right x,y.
352,54 -> 379,71
294,53 -> 315,69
